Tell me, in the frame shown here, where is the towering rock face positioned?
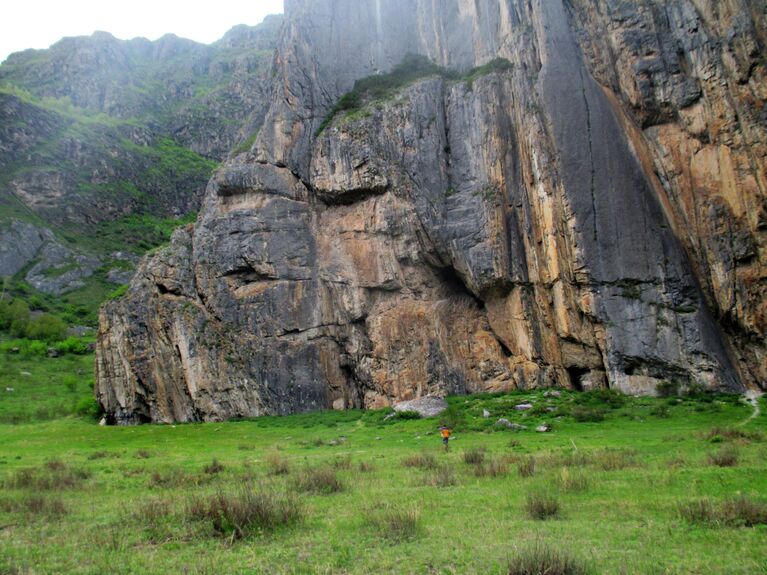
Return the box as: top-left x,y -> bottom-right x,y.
96,0 -> 766,424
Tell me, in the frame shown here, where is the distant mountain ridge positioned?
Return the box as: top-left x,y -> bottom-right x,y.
0,15 -> 282,323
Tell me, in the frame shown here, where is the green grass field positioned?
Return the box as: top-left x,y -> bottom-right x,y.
0,364 -> 765,574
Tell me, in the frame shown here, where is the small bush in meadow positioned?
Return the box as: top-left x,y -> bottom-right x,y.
294,467 -> 344,494
518,456 -> 536,478
265,452 -> 290,476
508,540 -> 590,575
203,459 -> 225,475
525,492 -> 560,520
708,447 -> 738,467
423,463 -> 458,487
135,449 -> 152,459
402,451 -> 438,470
463,447 -> 486,465
187,488 -> 302,539
364,505 -> 421,542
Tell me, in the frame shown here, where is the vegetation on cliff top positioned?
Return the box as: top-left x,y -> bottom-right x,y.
316,55 -> 513,135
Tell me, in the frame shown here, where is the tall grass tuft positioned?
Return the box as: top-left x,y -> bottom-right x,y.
0,495 -> 67,516
474,457 -> 508,478
708,447 -> 739,467
553,467 -> 589,492
679,495 -> 767,527
518,456 -> 536,478
186,488 -> 302,539
293,467 -> 344,494
402,451 -> 438,470
524,492 -> 561,520
4,463 -> 91,490
265,452 -> 290,476
363,505 -> 421,542
203,459 -> 225,475
508,540 -> 590,575
463,447 -> 486,466
423,463 -> 458,487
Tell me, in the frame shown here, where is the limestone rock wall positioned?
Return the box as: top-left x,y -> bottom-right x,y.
96,0 -> 765,424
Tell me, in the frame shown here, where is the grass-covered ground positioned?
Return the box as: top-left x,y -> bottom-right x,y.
0,383 -> 765,574
0,341 -> 95,424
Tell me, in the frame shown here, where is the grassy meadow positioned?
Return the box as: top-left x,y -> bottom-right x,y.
0,370 -> 765,574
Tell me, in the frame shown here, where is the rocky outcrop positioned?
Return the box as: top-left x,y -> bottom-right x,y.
96,0 -> 765,424
0,221 -> 54,277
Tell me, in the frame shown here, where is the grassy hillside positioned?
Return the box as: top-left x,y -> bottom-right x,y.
0,18 -> 282,332
0,381 -> 764,574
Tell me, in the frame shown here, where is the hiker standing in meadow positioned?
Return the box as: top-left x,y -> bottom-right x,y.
439,425 -> 451,452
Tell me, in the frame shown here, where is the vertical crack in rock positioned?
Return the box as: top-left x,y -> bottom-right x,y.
578,66 -> 599,244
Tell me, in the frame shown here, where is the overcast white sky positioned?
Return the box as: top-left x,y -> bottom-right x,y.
0,0 -> 284,63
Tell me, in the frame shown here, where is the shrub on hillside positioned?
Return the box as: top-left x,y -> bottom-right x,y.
24,314 -> 67,341
0,299 -> 30,332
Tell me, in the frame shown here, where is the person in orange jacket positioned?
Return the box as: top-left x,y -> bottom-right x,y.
439,425 -> 451,452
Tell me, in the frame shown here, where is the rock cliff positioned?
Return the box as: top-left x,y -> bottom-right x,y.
96,0 -> 766,424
